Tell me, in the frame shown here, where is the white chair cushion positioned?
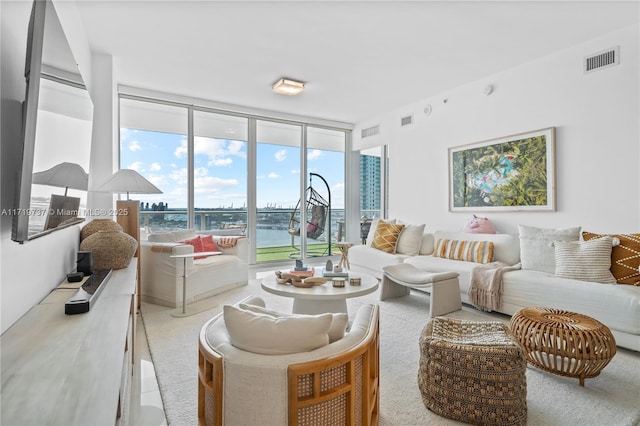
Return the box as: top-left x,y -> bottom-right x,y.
223,304 -> 332,354
239,303 -> 348,343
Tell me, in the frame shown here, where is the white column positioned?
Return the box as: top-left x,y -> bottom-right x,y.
86,53 -> 118,220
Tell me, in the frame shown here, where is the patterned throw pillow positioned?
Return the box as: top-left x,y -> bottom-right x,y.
553,237 -> 617,283
583,232 -> 640,285
371,220 -> 405,253
433,239 -> 494,264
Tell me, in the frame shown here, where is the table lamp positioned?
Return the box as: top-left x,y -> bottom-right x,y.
95,169 -> 162,256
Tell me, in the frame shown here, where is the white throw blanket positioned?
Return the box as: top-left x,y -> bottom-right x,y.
468,262 -> 521,312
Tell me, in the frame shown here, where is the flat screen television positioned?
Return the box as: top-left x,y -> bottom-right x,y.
11,0 -> 92,243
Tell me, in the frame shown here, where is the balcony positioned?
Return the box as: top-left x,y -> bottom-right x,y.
139,207 -> 364,263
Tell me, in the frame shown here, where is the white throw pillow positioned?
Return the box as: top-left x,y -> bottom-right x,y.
553,237 -> 618,283
396,223 -> 426,256
239,303 -> 348,343
223,305 -> 332,355
519,225 -> 581,274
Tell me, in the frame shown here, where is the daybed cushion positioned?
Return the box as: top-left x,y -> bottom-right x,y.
518,225 -> 581,274
223,304 -> 332,355
500,269 -> 640,337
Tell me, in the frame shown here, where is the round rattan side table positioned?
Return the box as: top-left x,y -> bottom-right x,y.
510,307 -> 616,386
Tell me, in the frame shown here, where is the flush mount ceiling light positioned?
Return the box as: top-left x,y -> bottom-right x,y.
272,78 -> 305,96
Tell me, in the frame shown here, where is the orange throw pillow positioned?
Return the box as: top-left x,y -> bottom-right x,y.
582,232 -> 640,285
200,235 -> 220,253
371,220 -> 405,253
179,236 -> 206,259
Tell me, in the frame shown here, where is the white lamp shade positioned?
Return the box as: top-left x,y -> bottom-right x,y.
95,169 -> 162,197
32,162 -> 88,192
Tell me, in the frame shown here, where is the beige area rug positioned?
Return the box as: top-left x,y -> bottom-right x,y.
141,279 -> 640,426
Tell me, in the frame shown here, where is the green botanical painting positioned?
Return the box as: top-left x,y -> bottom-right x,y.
449,128 -> 555,211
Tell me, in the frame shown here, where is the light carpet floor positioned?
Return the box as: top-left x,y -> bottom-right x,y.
141,279 -> 640,426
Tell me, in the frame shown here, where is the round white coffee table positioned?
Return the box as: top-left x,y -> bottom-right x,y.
261,271 -> 378,315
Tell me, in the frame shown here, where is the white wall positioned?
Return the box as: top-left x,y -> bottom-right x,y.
354,25 -> 639,236
0,1 -> 90,333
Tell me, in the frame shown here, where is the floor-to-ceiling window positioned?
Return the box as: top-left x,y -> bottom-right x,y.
193,110 -> 248,232
119,98 -> 188,230
255,120 -> 302,261
119,94 -> 353,264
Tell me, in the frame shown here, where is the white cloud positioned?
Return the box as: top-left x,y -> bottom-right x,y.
212,158 -> 232,167
150,163 -> 161,171
333,182 -> 344,191
129,140 -> 142,152
175,137 -> 246,167
291,169 -> 300,174
194,176 -> 239,195
274,149 -> 287,162
307,149 -> 322,160
268,172 -> 279,179
128,161 -> 143,171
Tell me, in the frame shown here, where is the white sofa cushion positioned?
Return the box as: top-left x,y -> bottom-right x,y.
239,303 -> 348,343
147,228 -> 197,242
553,237 -> 617,283
223,304 -> 332,354
396,223 -> 426,256
518,225 -> 581,274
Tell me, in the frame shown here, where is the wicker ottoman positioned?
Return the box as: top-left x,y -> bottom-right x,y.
418,317 -> 527,426
509,307 -> 616,386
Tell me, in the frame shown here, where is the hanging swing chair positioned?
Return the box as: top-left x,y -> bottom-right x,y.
288,173 -> 331,257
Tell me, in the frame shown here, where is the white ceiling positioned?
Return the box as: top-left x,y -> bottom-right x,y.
74,1 -> 639,124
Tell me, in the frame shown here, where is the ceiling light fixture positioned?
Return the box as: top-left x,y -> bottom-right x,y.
272,78 -> 305,96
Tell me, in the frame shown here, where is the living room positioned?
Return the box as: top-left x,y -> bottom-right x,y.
1,1 -> 639,425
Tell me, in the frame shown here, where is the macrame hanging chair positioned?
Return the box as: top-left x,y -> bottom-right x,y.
288,173 -> 331,256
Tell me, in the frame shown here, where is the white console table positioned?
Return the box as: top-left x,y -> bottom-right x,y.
1,260 -> 138,426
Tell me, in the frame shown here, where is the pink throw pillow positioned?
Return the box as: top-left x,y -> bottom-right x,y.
179,236 -> 206,259
200,235 -> 219,253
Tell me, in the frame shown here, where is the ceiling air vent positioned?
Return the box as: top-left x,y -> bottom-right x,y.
584,46 -> 619,74
361,125 -> 380,139
400,115 -> 413,127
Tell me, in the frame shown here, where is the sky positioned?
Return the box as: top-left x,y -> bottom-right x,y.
120,128 -> 345,210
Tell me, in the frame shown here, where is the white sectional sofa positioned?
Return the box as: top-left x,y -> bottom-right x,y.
350,226 -> 640,351
140,229 -> 248,307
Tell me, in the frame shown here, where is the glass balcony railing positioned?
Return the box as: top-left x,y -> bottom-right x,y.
140,208 -> 354,262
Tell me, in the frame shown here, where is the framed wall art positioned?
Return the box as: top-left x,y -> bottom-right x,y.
449,127 -> 555,212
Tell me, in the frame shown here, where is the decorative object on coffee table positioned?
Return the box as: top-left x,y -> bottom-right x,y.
510,307 -> 616,386
80,230 -> 138,270
80,218 -> 123,241
418,317 -> 527,426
